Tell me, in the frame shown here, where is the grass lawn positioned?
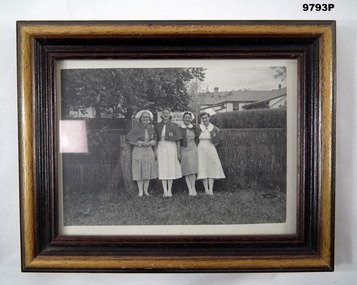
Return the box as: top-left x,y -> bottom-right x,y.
63,180 -> 286,226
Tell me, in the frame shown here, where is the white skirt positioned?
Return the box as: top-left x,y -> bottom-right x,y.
197,140 -> 225,180
157,140 -> 182,180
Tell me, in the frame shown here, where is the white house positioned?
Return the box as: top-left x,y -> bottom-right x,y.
198,87 -> 287,113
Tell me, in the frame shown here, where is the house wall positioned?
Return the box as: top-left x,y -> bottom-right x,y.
225,102 -> 233,112
269,96 -> 287,109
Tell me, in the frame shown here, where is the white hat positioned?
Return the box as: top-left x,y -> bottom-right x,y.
183,111 -> 195,120
204,108 -> 216,116
135,110 -> 154,120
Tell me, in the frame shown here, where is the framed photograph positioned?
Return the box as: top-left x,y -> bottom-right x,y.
17,21 -> 336,272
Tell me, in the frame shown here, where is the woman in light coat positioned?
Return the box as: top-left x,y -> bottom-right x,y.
126,110 -> 157,197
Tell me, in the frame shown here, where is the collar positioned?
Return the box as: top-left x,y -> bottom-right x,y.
200,123 -> 214,132
180,123 -> 193,129
138,122 -> 149,129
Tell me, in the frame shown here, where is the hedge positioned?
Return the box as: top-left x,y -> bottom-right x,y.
217,128 -> 286,190
62,127 -> 286,204
210,108 -> 286,129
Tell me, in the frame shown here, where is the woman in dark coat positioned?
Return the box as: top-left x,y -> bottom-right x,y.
126,110 -> 157,197
178,111 -> 198,196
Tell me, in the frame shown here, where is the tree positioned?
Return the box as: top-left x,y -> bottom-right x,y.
61,67 -> 205,119
271,66 -> 287,82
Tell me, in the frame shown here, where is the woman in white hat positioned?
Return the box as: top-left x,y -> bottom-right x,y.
155,107 -> 182,197
178,111 -> 198,196
126,110 -> 157,197
196,111 -> 225,195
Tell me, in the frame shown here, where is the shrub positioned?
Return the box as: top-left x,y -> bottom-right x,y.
210,108 -> 286,129
86,118 -> 129,129
217,128 -> 286,190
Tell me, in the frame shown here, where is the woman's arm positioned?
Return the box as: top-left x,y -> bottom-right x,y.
129,140 -> 144,147
176,140 -> 181,160
154,141 -> 158,159
150,128 -> 158,147
212,126 -> 223,147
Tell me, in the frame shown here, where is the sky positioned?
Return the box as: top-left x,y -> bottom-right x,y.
59,59 -> 290,93
200,65 -> 286,93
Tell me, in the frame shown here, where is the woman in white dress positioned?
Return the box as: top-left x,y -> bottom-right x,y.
197,112 -> 225,195
155,108 -> 182,197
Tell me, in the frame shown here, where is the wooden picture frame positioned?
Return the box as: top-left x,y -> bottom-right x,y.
17,20 -> 336,272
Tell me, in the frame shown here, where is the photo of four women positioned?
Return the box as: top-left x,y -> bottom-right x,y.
126,107 -> 225,197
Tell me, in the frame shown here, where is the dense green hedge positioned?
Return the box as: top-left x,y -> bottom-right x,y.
210,108 -> 286,129
217,128 -> 286,190
62,126 -> 287,209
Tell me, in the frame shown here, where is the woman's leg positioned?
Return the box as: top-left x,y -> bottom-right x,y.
161,180 -> 168,197
202,178 -> 209,194
190,175 -> 197,196
185,176 -> 192,195
137,181 -> 144,197
143,180 -> 150,196
208,178 -> 214,195
167,179 -> 173,197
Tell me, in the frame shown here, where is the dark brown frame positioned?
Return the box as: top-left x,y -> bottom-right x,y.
17,20 -> 336,272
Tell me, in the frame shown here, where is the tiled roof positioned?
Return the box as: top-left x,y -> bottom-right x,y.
199,87 -> 287,105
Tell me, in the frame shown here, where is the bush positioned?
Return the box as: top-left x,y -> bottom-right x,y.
217,128 -> 286,190
84,118 -> 130,130
210,108 -> 286,129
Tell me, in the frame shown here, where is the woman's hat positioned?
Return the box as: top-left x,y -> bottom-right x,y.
203,108 -> 216,116
183,111 -> 195,120
134,110 -> 154,120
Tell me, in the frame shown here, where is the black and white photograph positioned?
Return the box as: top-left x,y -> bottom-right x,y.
57,59 -> 297,236
4,0 -> 345,279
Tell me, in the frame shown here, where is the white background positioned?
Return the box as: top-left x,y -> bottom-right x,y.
0,0 -> 356,284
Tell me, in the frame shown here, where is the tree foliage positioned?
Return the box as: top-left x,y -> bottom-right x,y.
271,66 -> 287,82
61,68 -> 205,119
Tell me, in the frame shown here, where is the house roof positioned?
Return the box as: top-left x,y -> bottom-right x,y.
243,92 -> 287,108
199,87 -> 287,105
